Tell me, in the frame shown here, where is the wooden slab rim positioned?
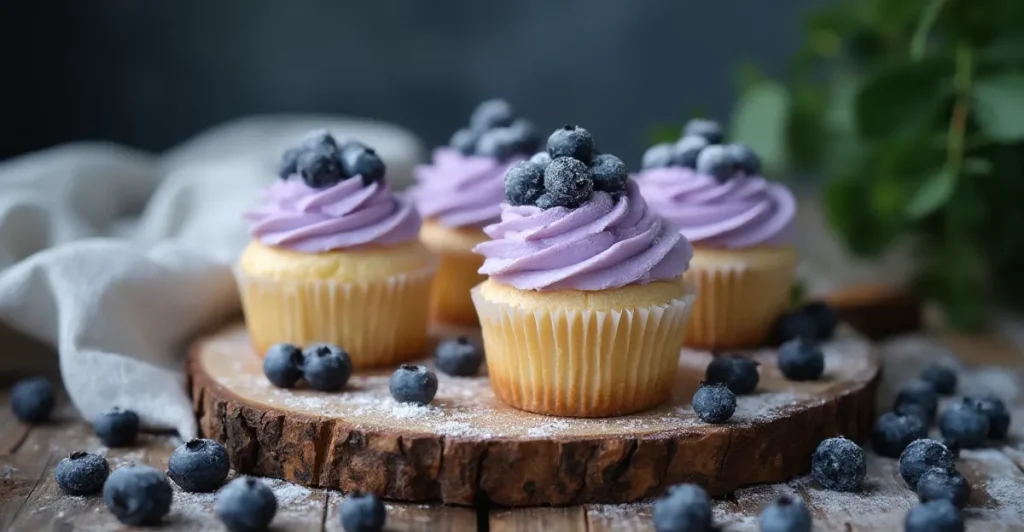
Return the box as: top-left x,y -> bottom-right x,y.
188,324 -> 881,507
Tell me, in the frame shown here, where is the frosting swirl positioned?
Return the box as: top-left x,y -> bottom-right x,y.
636,167 -> 796,248
412,148 -> 524,228
474,180 -> 692,291
245,176 -> 421,252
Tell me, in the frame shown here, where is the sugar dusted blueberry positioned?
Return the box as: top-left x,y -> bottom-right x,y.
641,143 -> 675,170
652,483 -> 712,532
389,364 -> 439,405
504,161 -> 546,206
298,148 -> 346,189
778,337 -> 825,381
966,394 -> 1010,439
899,439 -> 955,489
683,118 -> 724,144
726,143 -> 762,175
917,467 -> 970,509
168,438 -> 230,493
705,355 -> 759,395
55,451 -> 109,495
93,407 -> 140,448
476,127 -> 522,160
546,124 -> 594,163
894,379 -> 939,425
939,398 -> 990,449
216,476 -> 278,532
449,128 -> 479,155
589,153 -> 628,194
904,499 -> 964,532
672,135 -> 709,169
696,144 -> 738,181
302,344 -> 353,392
469,98 -> 515,131
920,363 -> 957,395
692,382 -> 736,424
760,495 -> 812,532
529,151 -> 552,168
263,343 -> 304,389
543,156 -> 593,209
11,376 -> 54,423
435,337 -> 484,377
341,144 -> 386,185
103,465 -> 173,526
535,193 -> 557,210
873,412 -> 928,458
811,437 -> 866,492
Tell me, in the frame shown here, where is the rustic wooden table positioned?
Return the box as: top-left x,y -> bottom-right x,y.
2,321 -> 1024,531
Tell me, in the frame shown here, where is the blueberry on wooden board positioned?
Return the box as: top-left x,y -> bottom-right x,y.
920,363 -> 957,395
168,438 -> 230,493
966,394 -> 1011,439
692,382 -> 736,424
302,344 -> 353,392
872,412 -> 928,458
652,483 -> 713,532
435,337 -> 484,377
916,467 -> 970,509
893,379 -> 939,425
938,399 -> 990,449
899,439 -> 955,489
93,407 -> 140,447
811,437 -> 866,492
10,376 -> 54,423
704,354 -> 759,395
904,499 -> 964,532
103,465 -> 173,526
340,491 -> 387,532
778,337 -> 824,381
263,343 -> 304,389
55,451 -> 109,495
215,476 -> 278,532
759,495 -> 812,532
389,364 -> 438,405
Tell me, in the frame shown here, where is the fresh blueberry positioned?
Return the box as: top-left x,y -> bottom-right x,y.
298,148 -> 346,189
449,128 -> 479,155
546,124 -> 595,163
778,337 -> 825,381
508,118 -> 541,154
300,129 -> 339,152
543,156 -> 593,209
759,495 -> 812,532
435,337 -> 484,377
534,194 -> 557,210
302,344 -> 353,392
341,144 -> 386,185
704,355 -> 759,395
10,376 -> 55,423
278,147 -> 302,179
691,382 -> 736,424
168,438 -> 230,493
340,491 -> 387,532
589,154 -> 628,194
469,99 -> 515,131
475,127 -> 522,160
939,398 -> 990,449
893,379 -> 939,425
682,119 -> 725,144
801,302 -> 839,341
899,439 -> 955,489
916,467 -> 971,509
93,407 -> 140,448
872,412 -> 928,458
772,311 -> 819,345
55,451 -> 109,495
641,143 -> 675,170
920,363 -> 957,395
263,343 -> 304,389
652,483 -> 712,532
215,476 -> 278,532
389,364 -> 439,405
966,394 -> 1011,439
811,437 -> 866,492
695,144 -> 738,181
726,143 -> 762,175
103,465 -> 173,526
904,499 -> 964,532
529,151 -> 552,168
671,135 -> 709,169
504,161 -> 546,206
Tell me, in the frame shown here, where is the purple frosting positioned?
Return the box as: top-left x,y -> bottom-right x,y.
245,176 -> 421,253
474,180 -> 693,292
636,167 -> 796,248
412,148 -> 525,228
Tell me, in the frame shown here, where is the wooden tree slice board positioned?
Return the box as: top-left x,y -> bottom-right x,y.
188,324 -> 880,507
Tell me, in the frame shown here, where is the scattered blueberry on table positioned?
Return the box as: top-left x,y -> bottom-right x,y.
11,376 -> 55,423
262,343 -> 304,389
435,337 -> 484,377
916,467 -> 971,509
215,476 -> 278,532
103,465 -> 173,526
893,379 -> 939,425
759,495 -> 812,532
302,344 -> 353,392
966,393 -> 1011,439
704,354 -> 759,395
919,363 -> 957,395
340,491 -> 387,532
652,483 -> 713,532
168,438 -> 230,493
899,439 -> 955,489
691,382 -> 737,424
872,412 -> 928,458
93,407 -> 140,447
811,437 -> 866,492
939,398 -> 991,449
389,365 -> 439,405
904,499 -> 964,532
777,337 -> 825,381
55,451 -> 109,495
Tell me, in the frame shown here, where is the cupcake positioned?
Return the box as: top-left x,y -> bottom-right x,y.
471,125 -> 697,417
636,119 -> 797,349
238,130 -> 436,368
413,99 -> 540,325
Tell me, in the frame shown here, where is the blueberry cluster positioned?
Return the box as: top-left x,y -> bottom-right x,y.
263,342 -> 353,392
278,130 -> 386,189
505,125 -> 627,209
641,118 -> 762,180
448,99 -> 541,159
811,437 -> 867,492
900,438 -> 970,529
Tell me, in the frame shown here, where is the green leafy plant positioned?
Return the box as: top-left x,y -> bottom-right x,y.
730,0 -> 1024,330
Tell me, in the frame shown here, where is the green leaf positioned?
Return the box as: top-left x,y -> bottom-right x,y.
905,167 -> 956,219
909,0 -> 946,61
853,59 -> 951,140
974,74 -> 1024,142
730,80 -> 790,176
825,177 -> 898,257
979,34 -> 1024,63
963,157 -> 992,175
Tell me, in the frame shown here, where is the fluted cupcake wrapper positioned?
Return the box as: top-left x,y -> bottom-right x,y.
428,251 -> 486,326
471,282 -> 697,417
236,262 -> 437,368
683,248 -> 796,349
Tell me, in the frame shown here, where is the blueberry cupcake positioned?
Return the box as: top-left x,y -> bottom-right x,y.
412,99 -> 540,325
471,125 -> 697,417
239,130 -> 436,367
636,119 -> 797,349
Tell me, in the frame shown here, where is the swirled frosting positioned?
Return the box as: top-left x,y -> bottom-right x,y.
635,167 -> 796,248
245,176 -> 421,252
474,180 -> 692,291
412,147 -> 525,228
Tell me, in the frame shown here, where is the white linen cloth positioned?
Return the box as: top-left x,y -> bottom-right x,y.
0,116 -> 424,439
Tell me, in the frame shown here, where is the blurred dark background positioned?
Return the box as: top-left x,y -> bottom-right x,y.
0,0 -> 816,165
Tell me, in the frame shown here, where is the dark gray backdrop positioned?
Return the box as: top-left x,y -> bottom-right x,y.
0,1 -> 816,165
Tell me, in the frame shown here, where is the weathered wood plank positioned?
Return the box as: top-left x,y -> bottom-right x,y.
586,499 -> 755,532
490,506 -> 587,532
958,449 -> 1024,530
324,491 -> 478,531
0,388 -> 31,455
